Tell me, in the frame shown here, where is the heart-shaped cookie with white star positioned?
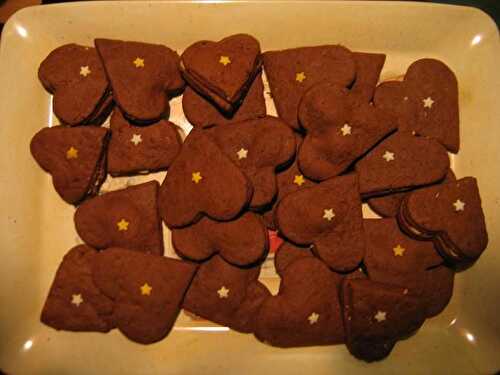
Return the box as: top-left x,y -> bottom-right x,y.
182,255 -> 270,333
41,245 -> 114,333
254,257 -> 344,347
181,34 -> 262,114
74,181 -> 164,255
298,82 -> 396,181
30,126 -> 109,205
95,38 -> 184,123
172,212 -> 268,266
107,109 -> 182,176
355,132 -> 449,197
38,44 -> 112,126
275,174 -> 365,272
159,129 -> 253,228
91,247 -> 197,344
398,177 -> 488,266
206,116 -> 296,209
374,58 -> 459,153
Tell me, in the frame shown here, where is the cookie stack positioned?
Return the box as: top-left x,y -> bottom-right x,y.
31,34 -> 488,362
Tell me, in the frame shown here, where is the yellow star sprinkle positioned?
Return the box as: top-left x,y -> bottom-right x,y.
293,174 -> 305,187
66,146 -> 78,159
116,219 -> 129,231
393,244 -> 405,256
295,72 -> 306,83
133,57 -> 145,68
219,56 -> 231,66
192,172 -> 203,184
140,283 -> 152,296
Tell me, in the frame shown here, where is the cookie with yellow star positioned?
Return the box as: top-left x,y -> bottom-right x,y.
91,247 -> 197,344
74,181 -> 164,255
30,126 -> 110,204
38,44 -> 113,126
180,34 -> 262,114
182,255 -> 270,333
41,245 -> 114,333
275,174 -> 365,272
95,38 -> 184,123
107,109 -> 182,176
262,45 -> 356,130
398,177 -> 488,267
373,58 -> 459,153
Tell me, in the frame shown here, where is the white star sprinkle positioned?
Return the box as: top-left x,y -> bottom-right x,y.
217,286 -> 229,299
323,208 -> 335,221
308,312 -> 319,325
453,199 -> 465,212
130,134 -> 142,146
382,151 -> 395,162
79,66 -> 91,77
374,310 -> 387,322
423,97 -> 435,108
71,294 -> 83,307
236,148 -> 248,160
340,123 -> 352,136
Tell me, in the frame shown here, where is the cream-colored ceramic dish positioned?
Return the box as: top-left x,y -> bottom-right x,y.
0,1 -> 499,374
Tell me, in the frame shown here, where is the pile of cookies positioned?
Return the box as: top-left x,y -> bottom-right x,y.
31,34 -> 489,361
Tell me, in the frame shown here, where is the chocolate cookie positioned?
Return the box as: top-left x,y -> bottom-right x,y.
274,241 -> 314,277
350,52 -> 386,102
182,255 -> 269,333
158,129 -> 252,228
255,257 -> 344,347
107,109 -> 182,176
30,126 -> 109,205
275,175 -> 365,272
181,34 -> 261,113
182,73 -> 266,128
298,82 -> 396,180
421,265 -> 454,317
367,169 -> 456,217
374,58 -> 459,153
262,45 -> 356,129
41,245 -> 114,333
95,38 -> 184,123
91,247 -> 197,344
74,181 -> 164,255
206,116 -> 296,209
355,132 -> 449,197
398,177 -> 488,266
172,212 -> 268,266
38,44 -> 112,126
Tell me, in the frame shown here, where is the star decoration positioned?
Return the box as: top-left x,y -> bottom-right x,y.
236,148 -> 248,160
79,65 -> 91,77
140,283 -> 152,296
295,72 -> 306,83
71,293 -> 83,307
323,208 -> 335,221
423,97 -> 435,109
219,56 -> 231,66
393,244 -> 406,256
66,146 -> 78,159
217,286 -> 229,299
293,174 -> 305,187
382,151 -> 395,162
130,133 -> 142,146
116,218 -> 129,231
191,172 -> 203,184
453,199 -> 465,212
374,310 -> 387,322
340,123 -> 352,136
133,57 -> 145,68
308,312 -> 319,325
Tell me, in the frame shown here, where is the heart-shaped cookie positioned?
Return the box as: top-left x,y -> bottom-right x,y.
182,255 -> 269,333
172,212 -> 268,266
206,116 -> 296,209
275,174 -> 365,272
41,245 -> 114,333
355,132 -> 449,196
181,34 -> 262,113
158,129 -> 253,228
254,257 -> 344,347
298,82 -> 396,180
95,38 -> 184,123
30,126 -> 109,204
107,109 -> 182,176
91,248 -> 197,344
38,44 -> 112,126
374,58 -> 459,153
74,181 -> 164,255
